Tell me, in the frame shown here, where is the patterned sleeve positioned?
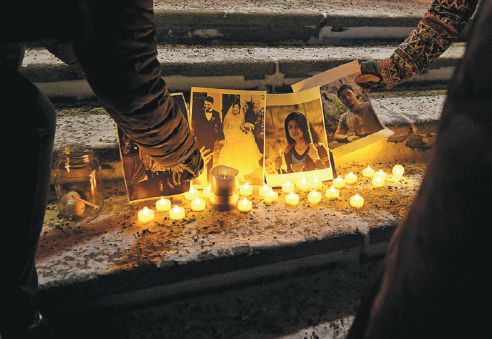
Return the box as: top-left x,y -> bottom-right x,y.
377,0 -> 479,89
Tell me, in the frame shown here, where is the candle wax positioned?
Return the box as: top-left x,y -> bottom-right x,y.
282,180 -> 295,193
138,207 -> 154,223
191,198 -> 206,211
392,165 -> 405,177
372,175 -> 385,188
156,197 -> 171,211
297,178 -> 310,191
238,198 -> 252,212
333,176 -> 345,189
240,182 -> 253,196
264,189 -> 278,203
376,170 -> 388,181
325,186 -> 339,199
202,185 -> 212,198
259,184 -> 270,196
285,192 -> 300,206
350,194 -> 364,208
345,172 -> 357,185
308,190 -> 322,204
169,205 -> 185,220
363,166 -> 375,178
310,177 -> 322,189
184,187 -> 199,200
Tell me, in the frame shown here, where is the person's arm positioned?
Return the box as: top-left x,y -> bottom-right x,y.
72,0 -> 202,178
359,0 -> 480,89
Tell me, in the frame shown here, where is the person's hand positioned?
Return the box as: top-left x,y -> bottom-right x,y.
347,135 -> 361,142
355,60 -> 382,93
171,165 -> 184,186
200,146 -> 213,166
176,147 -> 205,182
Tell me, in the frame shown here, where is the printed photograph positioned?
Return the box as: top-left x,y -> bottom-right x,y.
117,93 -> 191,203
190,87 -> 266,186
292,61 -> 393,158
264,87 -> 335,187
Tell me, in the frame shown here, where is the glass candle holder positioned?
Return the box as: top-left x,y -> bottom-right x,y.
54,145 -> 104,219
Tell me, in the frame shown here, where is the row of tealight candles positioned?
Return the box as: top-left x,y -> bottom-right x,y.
137,186 -> 208,223
137,164 -> 405,222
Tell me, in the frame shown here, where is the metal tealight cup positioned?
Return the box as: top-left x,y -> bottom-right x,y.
209,165 -> 239,211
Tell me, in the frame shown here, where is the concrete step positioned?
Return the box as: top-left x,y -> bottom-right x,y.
24,45 -> 464,99
35,91 -> 441,317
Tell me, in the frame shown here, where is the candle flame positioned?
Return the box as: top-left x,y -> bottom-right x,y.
245,182 -> 249,188
312,190 -> 317,196
349,172 -> 353,177
355,194 -> 360,200
337,176 -> 342,181
143,207 -> 149,215
289,192 -> 294,198
367,165 -> 371,170
269,189 -> 274,196
190,187 -> 195,193
286,180 -> 291,186
330,186 -> 335,192
174,205 -> 179,212
195,197 -> 200,203
314,177 -> 319,182
301,178 -> 306,183
243,198 -> 248,204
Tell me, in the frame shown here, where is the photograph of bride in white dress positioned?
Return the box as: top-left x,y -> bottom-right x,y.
190,88 -> 266,186
218,102 -> 263,183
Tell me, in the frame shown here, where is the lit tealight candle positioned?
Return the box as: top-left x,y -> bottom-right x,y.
138,207 -> 154,223
372,175 -> 385,188
350,194 -> 364,208
308,190 -> 322,204
282,180 -> 295,193
190,197 -> 206,211
325,186 -> 339,199
333,176 -> 345,189
169,205 -> 185,220
285,192 -> 300,206
184,187 -> 199,201
297,178 -> 310,191
264,189 -> 279,203
375,170 -> 388,181
392,165 -> 405,177
238,197 -> 253,212
202,185 -> 212,199
310,177 -> 322,189
345,172 -> 358,185
363,165 -> 375,178
156,197 -> 171,211
240,182 -> 253,196
259,184 -> 270,196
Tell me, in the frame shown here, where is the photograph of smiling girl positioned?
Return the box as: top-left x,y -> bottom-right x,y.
264,87 -> 335,188
292,61 -> 393,158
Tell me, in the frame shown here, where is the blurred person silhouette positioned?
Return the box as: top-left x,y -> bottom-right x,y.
348,0 -> 491,338
1,1 -> 204,338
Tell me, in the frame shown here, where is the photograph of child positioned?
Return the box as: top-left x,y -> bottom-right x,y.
264,87 -> 335,187
190,88 -> 266,186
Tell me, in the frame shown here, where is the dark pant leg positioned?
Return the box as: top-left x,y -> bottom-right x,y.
0,67 -> 56,337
